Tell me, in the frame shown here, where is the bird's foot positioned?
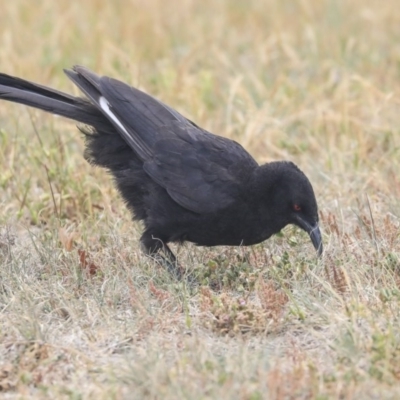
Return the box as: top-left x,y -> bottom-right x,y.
150,253 -> 184,280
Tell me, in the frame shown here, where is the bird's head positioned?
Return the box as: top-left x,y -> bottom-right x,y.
262,161 -> 323,255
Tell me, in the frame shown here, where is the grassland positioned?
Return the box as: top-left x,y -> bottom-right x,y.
0,0 -> 400,398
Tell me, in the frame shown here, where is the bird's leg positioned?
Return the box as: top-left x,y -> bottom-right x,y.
161,243 -> 177,264
140,231 -> 184,279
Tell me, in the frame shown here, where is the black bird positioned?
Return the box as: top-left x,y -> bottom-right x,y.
0,66 -> 322,274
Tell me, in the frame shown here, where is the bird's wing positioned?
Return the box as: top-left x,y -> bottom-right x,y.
143,121 -> 258,213
65,66 -> 195,161
65,66 -> 258,213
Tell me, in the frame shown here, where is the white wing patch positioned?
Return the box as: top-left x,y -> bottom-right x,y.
99,96 -> 129,135
98,96 -> 152,160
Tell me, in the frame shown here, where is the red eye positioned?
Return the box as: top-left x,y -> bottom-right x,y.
293,204 -> 301,212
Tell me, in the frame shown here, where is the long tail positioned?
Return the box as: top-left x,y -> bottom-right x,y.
0,72 -> 109,129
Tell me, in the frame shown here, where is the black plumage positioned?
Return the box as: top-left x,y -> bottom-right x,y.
0,66 -> 322,274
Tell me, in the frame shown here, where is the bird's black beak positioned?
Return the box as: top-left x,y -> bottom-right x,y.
294,216 -> 323,256
309,224 -> 323,256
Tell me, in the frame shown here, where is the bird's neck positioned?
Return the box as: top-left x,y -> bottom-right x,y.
250,162 -> 284,195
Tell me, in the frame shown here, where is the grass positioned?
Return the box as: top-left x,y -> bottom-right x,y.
0,0 -> 400,398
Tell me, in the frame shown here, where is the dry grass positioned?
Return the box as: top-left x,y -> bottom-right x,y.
1,0 -> 400,398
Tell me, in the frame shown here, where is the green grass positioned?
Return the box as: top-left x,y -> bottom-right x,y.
1,0 -> 400,398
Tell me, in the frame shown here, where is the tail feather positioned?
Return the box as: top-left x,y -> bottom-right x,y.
0,72 -> 110,130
